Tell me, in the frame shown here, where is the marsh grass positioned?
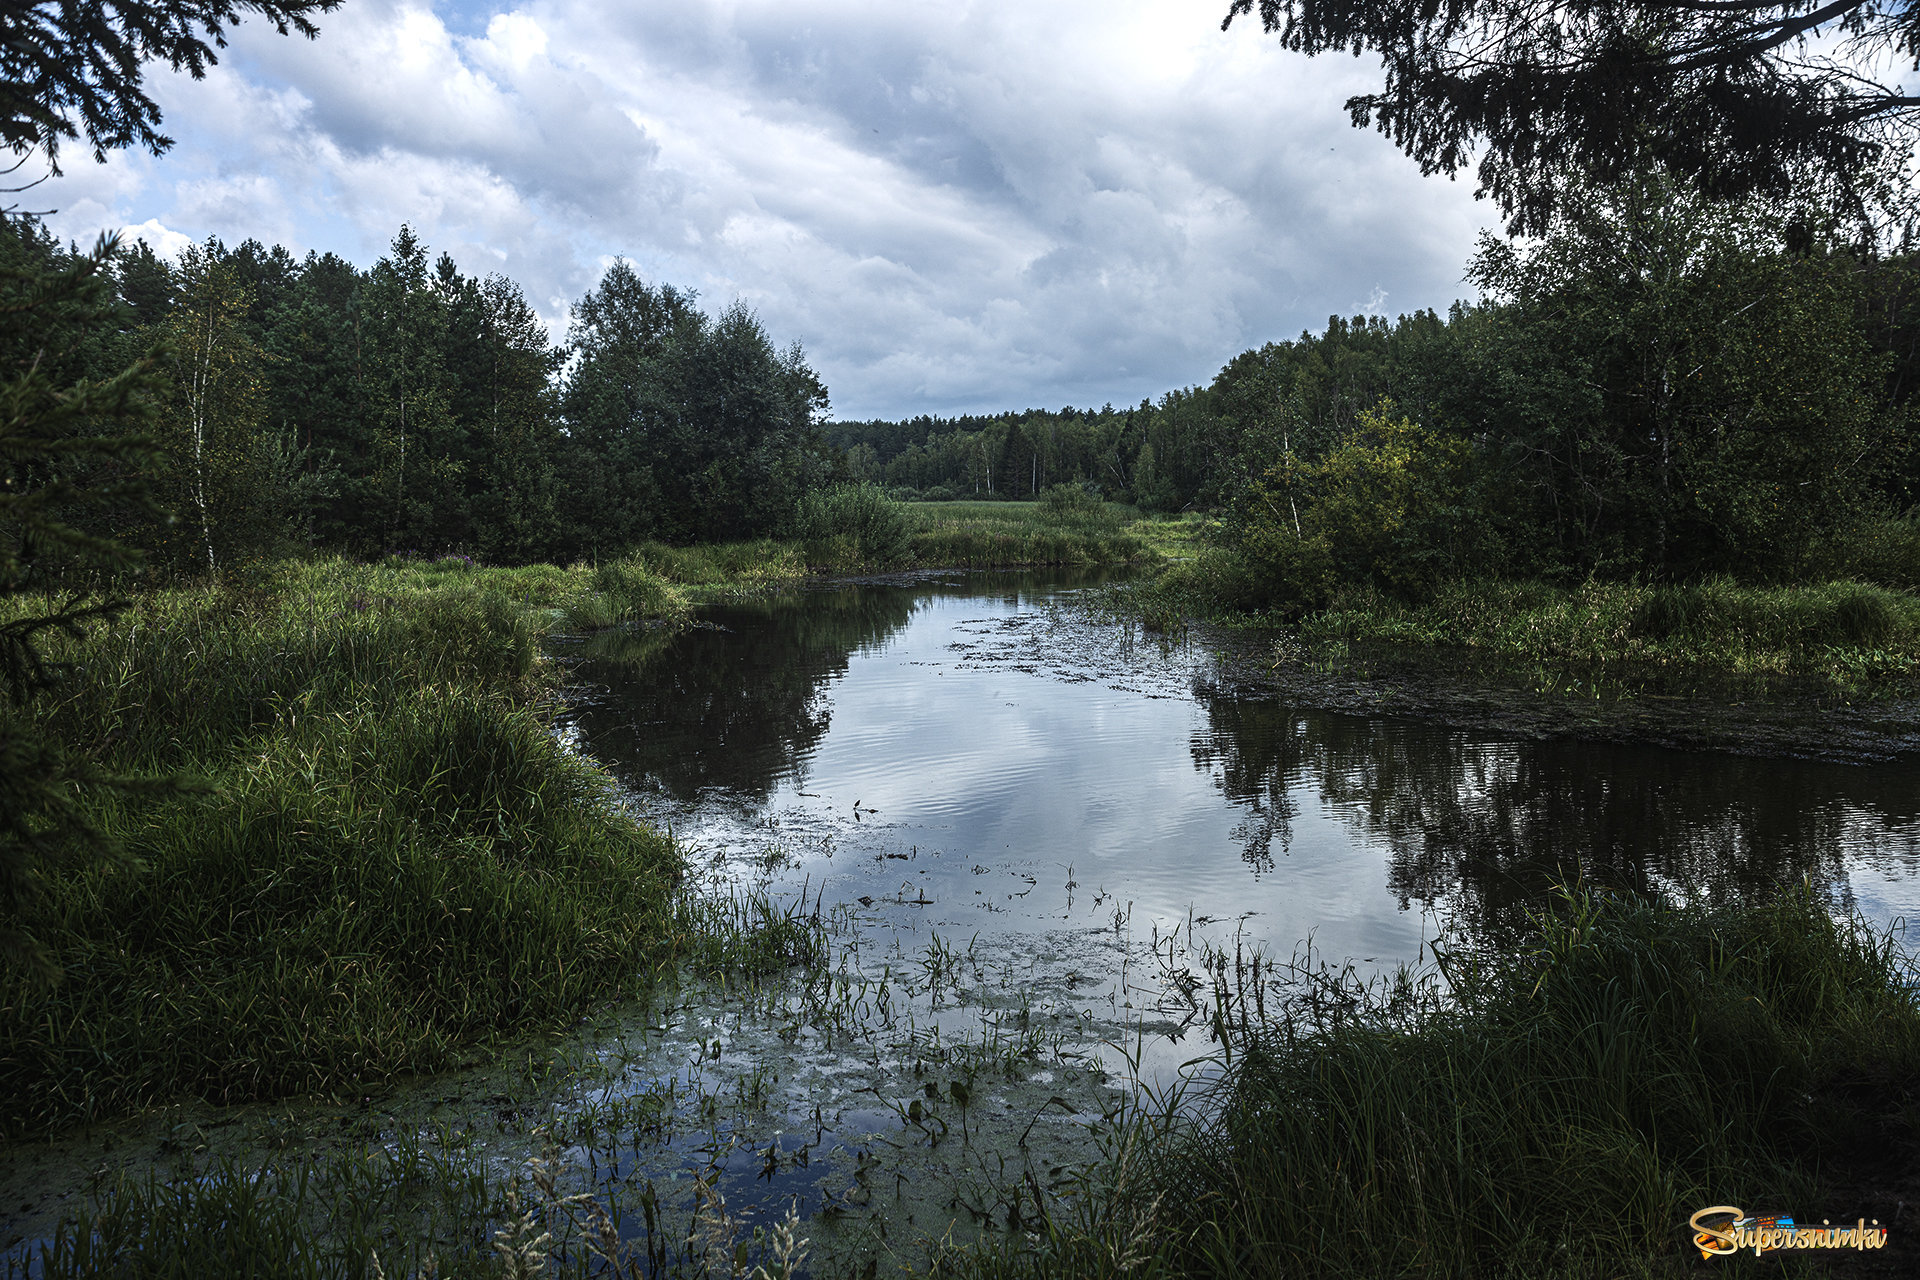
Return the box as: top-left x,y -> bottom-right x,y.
0,561 -> 823,1137
904,500 -> 1151,568
5,1126 -> 819,1280
1305,577 -> 1920,687
953,888 -> 1920,1280
9,1132 -> 497,1280
1103,556 -> 1920,692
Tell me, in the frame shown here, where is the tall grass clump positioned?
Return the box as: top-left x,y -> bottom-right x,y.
34,582 -> 543,770
0,565 -> 819,1137
1289,576 -> 1920,688
972,888 -> 1920,1280
617,539 -> 809,589
562,556 -> 687,629
0,680 -> 688,1134
789,482 -> 914,568
905,499 -> 1149,568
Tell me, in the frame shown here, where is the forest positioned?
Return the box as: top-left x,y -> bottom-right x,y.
15,176 -> 1914,607
843,184 -> 1920,597
3,218 -> 838,578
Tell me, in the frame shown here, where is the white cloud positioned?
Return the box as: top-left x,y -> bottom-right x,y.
38,0 -> 1495,418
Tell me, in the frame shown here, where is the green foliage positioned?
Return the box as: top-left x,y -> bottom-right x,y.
1230,399 -> 1486,608
788,481 -> 912,567
959,888 -> 1920,1279
0,1 -> 341,172
0,227 -> 182,982
1222,1 -> 1916,236
1459,183 -> 1897,580
561,261 -> 834,552
142,240 -> 313,576
1840,515 -> 1920,589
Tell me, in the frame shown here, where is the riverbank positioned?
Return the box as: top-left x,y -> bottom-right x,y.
1088,548 -> 1920,760
0,557 -> 828,1141
1113,551 -> 1920,687
950,887 -> 1920,1280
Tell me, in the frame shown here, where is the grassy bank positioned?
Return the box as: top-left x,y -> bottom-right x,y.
556,497 -> 1161,623
902,501 -> 1189,569
956,888 -> 1920,1279
788,495 -> 1156,570
1109,547 -> 1920,693
0,558 -> 820,1138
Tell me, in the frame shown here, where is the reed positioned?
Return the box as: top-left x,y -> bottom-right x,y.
955,887 -> 1920,1279
0,562 -> 821,1138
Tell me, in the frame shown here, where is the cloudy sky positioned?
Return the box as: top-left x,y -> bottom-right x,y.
40,0 -> 1498,421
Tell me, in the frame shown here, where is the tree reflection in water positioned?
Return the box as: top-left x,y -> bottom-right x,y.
1190,681 -> 1920,939
561,585 -> 922,802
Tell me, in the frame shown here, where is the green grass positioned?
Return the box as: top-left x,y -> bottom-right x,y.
0,561 -> 822,1137
952,887 -> 1920,1280
1303,577 -> 1920,687
1100,548 -> 1920,692
903,500 -> 1157,568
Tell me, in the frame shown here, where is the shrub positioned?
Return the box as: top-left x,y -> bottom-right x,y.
1846,515 -> 1920,589
1040,482 -> 1103,519
789,482 -> 913,566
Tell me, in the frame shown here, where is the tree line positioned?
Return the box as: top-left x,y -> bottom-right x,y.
3,217 -> 838,578
827,389 -> 1222,512
846,180 -> 1920,589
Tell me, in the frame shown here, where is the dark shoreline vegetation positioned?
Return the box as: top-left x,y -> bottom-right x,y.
959,888 -> 1920,1280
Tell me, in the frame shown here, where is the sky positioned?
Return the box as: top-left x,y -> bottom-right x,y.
38,0 -> 1499,421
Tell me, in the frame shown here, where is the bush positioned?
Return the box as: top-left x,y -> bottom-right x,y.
1231,399 -> 1494,601
1039,482 -> 1103,519
1845,515 -> 1920,589
789,482 -> 913,567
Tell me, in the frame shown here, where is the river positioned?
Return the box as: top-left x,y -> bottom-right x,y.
6,568 -> 1917,1276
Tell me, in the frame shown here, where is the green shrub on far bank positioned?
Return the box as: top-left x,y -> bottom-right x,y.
789,482 -> 914,567
1841,515 -> 1920,590
960,889 -> 1920,1280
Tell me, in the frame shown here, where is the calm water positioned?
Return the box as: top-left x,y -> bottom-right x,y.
558,570 -> 1920,991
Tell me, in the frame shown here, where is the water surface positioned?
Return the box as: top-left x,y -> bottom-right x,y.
558,570 -> 1920,994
